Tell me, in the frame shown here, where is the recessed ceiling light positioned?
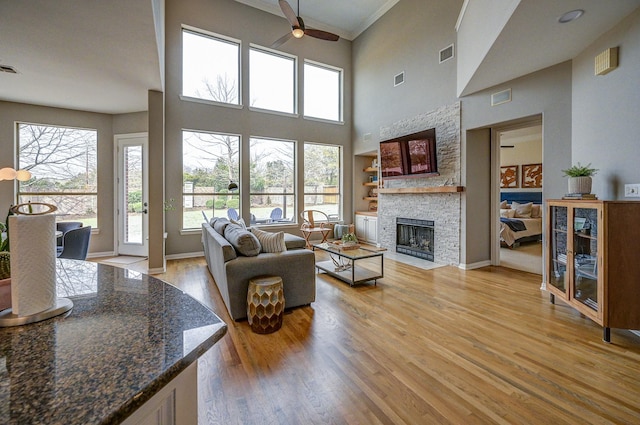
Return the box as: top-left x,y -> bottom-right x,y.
558,9 -> 584,24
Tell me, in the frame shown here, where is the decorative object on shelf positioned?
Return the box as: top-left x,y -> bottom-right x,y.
500,165 -> 518,188
562,162 -> 598,195
521,163 -> 543,188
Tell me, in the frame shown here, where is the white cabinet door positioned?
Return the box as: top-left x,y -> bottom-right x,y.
355,215 -> 367,241
365,217 -> 378,244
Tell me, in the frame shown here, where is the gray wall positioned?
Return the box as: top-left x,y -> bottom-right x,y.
164,0 -> 353,256
460,62 -> 573,265
352,0 -> 463,154
572,8 -> 640,200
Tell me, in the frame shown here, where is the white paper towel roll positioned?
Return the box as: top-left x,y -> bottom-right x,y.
9,214 -> 57,317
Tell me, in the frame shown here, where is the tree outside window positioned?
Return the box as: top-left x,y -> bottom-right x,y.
182,29 -> 240,105
303,143 -> 341,220
182,131 -> 240,229
249,138 -> 295,225
17,123 -> 98,227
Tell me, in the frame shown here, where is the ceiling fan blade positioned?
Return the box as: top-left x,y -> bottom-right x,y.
271,32 -> 294,48
278,0 -> 300,27
304,28 -> 340,42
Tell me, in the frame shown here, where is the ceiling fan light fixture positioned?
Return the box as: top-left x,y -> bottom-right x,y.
292,27 -> 304,38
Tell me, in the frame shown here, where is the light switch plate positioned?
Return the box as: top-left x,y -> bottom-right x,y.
624,184 -> 640,197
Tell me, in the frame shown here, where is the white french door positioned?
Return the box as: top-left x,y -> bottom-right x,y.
115,134 -> 148,257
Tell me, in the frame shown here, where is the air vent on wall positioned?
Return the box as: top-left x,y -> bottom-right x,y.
491,88 -> 512,106
394,71 -> 405,87
595,47 -> 618,76
439,44 -> 455,63
0,65 -> 18,74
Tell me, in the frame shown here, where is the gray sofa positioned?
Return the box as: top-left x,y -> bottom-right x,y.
202,219 -> 316,320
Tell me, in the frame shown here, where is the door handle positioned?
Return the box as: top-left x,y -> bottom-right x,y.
143,202 -> 148,214
143,209 -> 148,214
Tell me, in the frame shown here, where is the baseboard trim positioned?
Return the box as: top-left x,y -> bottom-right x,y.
458,260 -> 491,270
165,251 -> 204,260
87,251 -> 116,259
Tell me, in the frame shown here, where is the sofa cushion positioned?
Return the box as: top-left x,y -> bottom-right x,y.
212,217 -> 231,235
283,233 -> 306,250
251,227 -> 287,253
224,224 -> 261,256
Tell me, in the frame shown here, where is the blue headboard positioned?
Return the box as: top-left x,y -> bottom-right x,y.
500,191 -> 543,204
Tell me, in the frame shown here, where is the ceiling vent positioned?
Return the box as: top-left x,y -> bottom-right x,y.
439,44 -> 455,63
0,65 -> 18,74
394,71 -> 405,87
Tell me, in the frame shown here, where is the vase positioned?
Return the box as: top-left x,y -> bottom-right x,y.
0,278 -> 11,311
568,176 -> 592,194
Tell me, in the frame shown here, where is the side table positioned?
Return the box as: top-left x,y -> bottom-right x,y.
247,275 -> 285,334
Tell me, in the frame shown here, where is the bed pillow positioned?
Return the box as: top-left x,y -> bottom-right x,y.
531,204 -> 541,218
500,200 -> 509,209
224,224 -> 261,256
512,201 -> 533,218
500,208 -> 516,218
251,227 -> 287,253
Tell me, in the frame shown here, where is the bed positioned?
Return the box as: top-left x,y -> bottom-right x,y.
500,192 -> 543,247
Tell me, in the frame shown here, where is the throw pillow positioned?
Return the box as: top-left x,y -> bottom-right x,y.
224,224 -> 261,256
251,227 -> 287,253
512,201 -> 533,218
230,217 -> 247,229
213,218 -> 231,235
500,200 -> 509,209
500,208 -> 516,218
531,204 -> 541,218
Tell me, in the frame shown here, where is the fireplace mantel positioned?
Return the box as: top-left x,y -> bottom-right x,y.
378,186 -> 464,194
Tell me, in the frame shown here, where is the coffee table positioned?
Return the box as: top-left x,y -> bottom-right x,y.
313,242 -> 383,286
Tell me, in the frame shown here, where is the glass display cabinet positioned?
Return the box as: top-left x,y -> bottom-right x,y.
545,199 -> 640,343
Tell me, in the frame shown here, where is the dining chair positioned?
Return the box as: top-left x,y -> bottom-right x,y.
57,226 -> 92,260
56,221 -> 83,247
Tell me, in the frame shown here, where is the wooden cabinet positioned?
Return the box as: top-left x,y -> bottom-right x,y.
545,199 -> 640,342
355,213 -> 378,245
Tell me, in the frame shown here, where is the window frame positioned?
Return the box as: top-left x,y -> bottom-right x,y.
181,25 -> 242,108
181,129 -> 241,231
303,59 -> 344,124
303,142 -> 342,222
16,121 -> 99,228
248,44 -> 298,117
248,136 -> 297,226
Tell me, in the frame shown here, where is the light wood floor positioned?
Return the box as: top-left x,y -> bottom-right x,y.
150,254 -> 640,425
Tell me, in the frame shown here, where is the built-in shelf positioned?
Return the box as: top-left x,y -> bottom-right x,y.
363,182 -> 379,187
377,186 -> 464,194
363,167 -> 378,172
363,197 -> 378,201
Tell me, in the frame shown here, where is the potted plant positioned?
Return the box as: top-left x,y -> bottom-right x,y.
0,219 -> 10,310
562,162 -> 598,194
341,232 -> 358,246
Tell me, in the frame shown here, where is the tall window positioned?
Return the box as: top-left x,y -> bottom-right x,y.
304,61 -> 342,122
249,47 -> 296,114
182,130 -> 240,229
17,123 -> 98,227
182,28 -> 240,105
249,138 -> 295,225
303,143 -> 341,220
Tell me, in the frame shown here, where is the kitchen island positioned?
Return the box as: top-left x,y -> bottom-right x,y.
0,259 -> 227,424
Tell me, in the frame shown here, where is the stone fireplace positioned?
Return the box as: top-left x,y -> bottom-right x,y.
377,102 -> 461,265
396,218 -> 434,261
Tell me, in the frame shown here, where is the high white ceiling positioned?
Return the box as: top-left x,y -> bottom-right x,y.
0,0 -> 638,114
234,0 -> 400,40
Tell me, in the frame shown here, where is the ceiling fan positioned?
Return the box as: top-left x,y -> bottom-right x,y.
272,0 -> 340,48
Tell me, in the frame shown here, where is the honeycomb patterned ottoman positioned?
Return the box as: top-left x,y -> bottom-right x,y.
247,275 -> 285,334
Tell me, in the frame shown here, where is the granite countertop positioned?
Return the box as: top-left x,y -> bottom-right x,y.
0,259 -> 227,424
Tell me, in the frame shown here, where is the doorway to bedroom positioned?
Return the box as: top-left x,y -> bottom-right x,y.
497,122 -> 543,275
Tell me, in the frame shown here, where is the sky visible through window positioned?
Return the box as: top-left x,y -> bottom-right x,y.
304,62 -> 341,121
250,48 -> 295,113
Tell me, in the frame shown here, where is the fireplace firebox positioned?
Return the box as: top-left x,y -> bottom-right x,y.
396,218 -> 434,261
